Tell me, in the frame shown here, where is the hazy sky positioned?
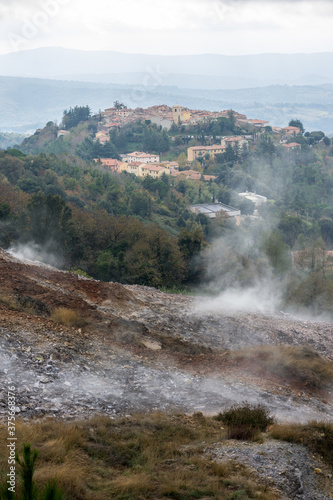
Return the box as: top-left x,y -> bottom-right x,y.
1,0 -> 333,55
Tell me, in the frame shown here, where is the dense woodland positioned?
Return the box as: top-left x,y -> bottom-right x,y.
1,108 -> 333,317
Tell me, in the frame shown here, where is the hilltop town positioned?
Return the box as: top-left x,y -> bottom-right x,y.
16,101 -> 328,226
76,103 -> 303,182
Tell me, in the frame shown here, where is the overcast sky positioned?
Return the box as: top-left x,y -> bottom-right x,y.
1,0 -> 333,55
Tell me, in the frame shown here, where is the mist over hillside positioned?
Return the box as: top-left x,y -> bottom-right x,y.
1,48 -> 333,134
1,75 -> 333,134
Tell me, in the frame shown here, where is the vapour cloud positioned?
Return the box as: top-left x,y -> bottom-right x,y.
194,222 -> 285,315
8,241 -> 63,268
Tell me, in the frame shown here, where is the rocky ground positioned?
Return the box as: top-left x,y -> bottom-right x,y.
206,440 -> 333,500
0,248 -> 332,499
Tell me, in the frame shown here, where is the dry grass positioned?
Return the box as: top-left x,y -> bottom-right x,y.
231,345 -> 333,390
50,307 -> 85,327
269,420 -> 333,468
0,412 -> 280,499
0,291 -> 17,310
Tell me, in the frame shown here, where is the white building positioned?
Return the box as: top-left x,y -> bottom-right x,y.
238,192 -> 267,206
122,151 -> 160,163
190,203 -> 240,219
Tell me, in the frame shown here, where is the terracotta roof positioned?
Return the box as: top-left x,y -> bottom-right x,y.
128,151 -> 159,158
249,119 -> 269,124
189,145 -> 225,151
282,142 -> 301,148
224,136 -> 245,142
141,165 -> 164,172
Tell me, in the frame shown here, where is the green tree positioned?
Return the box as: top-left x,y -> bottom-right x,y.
18,177 -> 44,194
223,144 -> 238,165
288,119 -> 304,134
178,224 -> 205,283
113,101 -> 127,110
239,198 -> 255,215
15,444 -> 38,500
27,194 -> 74,255
0,153 -> 24,184
262,232 -> 290,273
278,215 -> 306,248
0,202 -> 11,219
62,105 -> 91,130
130,191 -> 152,218
178,224 -> 203,261
227,109 -> 236,129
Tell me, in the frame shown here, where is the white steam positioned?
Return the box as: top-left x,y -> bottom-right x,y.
195,280 -> 283,315
8,242 -> 62,268
196,222 -> 284,315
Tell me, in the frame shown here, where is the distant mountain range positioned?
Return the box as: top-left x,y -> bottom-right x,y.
1,48 -> 333,135
1,48 -> 333,88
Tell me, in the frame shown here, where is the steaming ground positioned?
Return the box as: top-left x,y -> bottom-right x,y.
8,241 -> 63,268
0,324 -> 331,422
193,282 -> 282,315
0,248 -> 332,425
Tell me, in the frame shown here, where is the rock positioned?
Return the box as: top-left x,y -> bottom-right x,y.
39,377 -> 51,384
140,339 -> 162,351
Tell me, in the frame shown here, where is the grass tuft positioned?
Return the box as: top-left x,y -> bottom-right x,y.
50,307 -> 85,327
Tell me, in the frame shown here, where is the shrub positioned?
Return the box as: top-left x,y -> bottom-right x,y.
68,268 -> 92,279
216,403 -> 275,440
50,307 -> 84,327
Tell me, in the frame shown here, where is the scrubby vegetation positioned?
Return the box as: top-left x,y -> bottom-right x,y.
50,307 -> 85,327
215,403 -> 275,440
0,412 -> 280,499
230,345 -> 333,390
270,421 -> 333,468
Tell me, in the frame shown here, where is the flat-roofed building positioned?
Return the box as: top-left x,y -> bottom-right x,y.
189,203 -> 240,218
238,192 -> 267,206
187,145 -> 225,162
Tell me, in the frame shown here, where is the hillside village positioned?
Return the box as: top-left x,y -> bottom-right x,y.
89,103 -> 303,183
15,101 -> 330,228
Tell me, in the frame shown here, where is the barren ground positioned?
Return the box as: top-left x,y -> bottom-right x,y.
0,248 -> 332,499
